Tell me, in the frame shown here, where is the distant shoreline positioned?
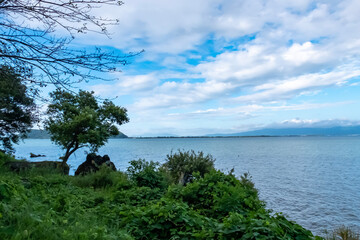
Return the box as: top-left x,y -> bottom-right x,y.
127,135 -> 360,139
24,134 -> 360,140
26,126 -> 360,139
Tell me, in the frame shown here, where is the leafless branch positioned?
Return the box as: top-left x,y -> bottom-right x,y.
0,0 -> 143,90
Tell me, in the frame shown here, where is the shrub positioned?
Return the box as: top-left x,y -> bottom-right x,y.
112,186 -> 165,206
127,159 -> 167,189
220,212 -> 317,239
162,150 -> 215,185
118,199 -> 216,239
325,226 -> 360,240
72,166 -> 128,189
167,170 -> 263,219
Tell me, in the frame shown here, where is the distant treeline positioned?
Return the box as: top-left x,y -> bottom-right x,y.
26,129 -> 128,139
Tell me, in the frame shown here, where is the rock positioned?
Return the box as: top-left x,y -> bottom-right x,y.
3,161 -> 69,175
75,153 -> 116,176
3,161 -> 31,172
34,161 -> 69,175
30,153 -> 46,158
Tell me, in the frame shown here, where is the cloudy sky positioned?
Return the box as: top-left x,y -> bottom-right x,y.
74,0 -> 360,136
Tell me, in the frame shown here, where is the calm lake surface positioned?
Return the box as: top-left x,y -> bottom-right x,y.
15,136 -> 360,235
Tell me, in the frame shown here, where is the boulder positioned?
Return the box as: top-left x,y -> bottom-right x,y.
4,161 -> 69,175
75,153 -> 116,176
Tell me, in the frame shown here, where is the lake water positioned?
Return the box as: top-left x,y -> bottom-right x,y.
14,136 -> 360,236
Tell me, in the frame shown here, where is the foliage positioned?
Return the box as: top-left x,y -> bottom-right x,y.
0,151 -> 16,167
111,187 -> 164,207
0,0 -> 141,88
0,170 -> 134,239
71,165 -> 127,189
44,89 -> 129,163
118,199 -> 216,239
127,159 -> 168,190
0,151 -> 323,240
162,150 -> 215,185
0,66 -> 36,153
325,226 -> 360,240
219,212 -> 318,239
167,170 -> 263,219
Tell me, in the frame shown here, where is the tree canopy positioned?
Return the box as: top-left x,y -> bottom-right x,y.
44,89 -> 129,163
0,0 -> 141,88
0,65 -> 36,152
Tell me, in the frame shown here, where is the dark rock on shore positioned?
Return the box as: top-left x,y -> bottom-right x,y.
30,153 -> 46,158
75,153 -> 116,176
4,161 -> 69,174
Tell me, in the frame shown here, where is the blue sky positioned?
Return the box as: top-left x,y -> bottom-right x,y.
66,0 -> 360,136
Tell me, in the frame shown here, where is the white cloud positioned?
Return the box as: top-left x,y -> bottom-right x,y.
165,101 -> 350,120
72,0 -> 360,57
234,69 -> 360,103
282,42 -> 330,66
71,0 -> 360,135
131,80 -> 233,110
90,73 -> 159,96
122,100 -> 355,136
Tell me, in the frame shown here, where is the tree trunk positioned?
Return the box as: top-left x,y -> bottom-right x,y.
62,151 -> 71,164
62,146 -> 78,164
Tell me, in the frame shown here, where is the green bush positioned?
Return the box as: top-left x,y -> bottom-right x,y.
111,186 -> 164,206
72,166 -> 128,189
167,170 -> 263,219
118,199 -> 216,239
220,212 -> 318,239
127,159 -> 168,190
162,150 -> 215,185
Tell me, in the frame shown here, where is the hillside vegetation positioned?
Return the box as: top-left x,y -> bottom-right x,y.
26,129 -> 128,139
0,150 -> 323,239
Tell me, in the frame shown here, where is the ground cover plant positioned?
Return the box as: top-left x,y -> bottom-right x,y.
0,150 -> 325,239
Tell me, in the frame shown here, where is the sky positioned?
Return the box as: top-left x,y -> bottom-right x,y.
69,0 -> 360,137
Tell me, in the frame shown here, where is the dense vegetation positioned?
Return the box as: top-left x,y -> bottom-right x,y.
0,150 -> 326,240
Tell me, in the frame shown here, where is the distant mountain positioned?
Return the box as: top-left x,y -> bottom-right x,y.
208,125 -> 360,137
26,129 -> 128,139
110,131 -> 128,138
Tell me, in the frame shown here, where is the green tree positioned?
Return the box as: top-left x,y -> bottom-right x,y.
0,65 -> 36,152
44,89 -> 129,163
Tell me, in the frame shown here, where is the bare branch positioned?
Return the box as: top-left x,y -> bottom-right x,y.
0,0 -> 142,90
